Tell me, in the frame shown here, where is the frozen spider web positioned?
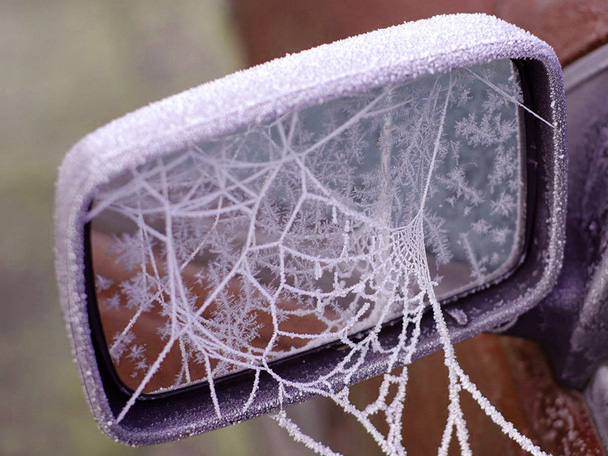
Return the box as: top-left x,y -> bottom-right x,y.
89,60 -> 553,455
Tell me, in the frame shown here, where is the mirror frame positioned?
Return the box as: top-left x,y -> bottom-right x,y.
55,14 -> 566,445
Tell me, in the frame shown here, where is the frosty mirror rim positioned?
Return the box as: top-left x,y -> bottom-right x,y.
54,14 -> 566,445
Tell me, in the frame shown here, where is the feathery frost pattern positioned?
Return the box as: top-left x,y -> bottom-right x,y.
89,59 -> 549,455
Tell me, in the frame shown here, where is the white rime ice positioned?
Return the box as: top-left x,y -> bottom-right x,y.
90,60 -> 552,455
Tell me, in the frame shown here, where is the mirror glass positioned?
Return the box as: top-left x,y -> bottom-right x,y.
89,59 -> 525,394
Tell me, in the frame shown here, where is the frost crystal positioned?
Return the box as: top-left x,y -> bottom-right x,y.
88,59 -> 551,455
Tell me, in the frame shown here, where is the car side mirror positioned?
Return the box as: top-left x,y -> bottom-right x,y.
55,14 -> 566,445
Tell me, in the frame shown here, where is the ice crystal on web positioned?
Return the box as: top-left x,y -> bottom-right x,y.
88,59 -> 551,455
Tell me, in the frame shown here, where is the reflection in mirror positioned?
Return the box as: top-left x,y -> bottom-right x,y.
89,59 -> 525,394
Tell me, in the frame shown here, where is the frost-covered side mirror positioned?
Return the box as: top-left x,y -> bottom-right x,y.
55,14 -> 566,446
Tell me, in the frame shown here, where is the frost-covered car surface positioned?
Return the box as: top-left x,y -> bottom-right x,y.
55,15 -> 568,453
513,41 -> 608,448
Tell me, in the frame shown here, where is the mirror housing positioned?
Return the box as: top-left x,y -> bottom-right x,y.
55,14 -> 566,445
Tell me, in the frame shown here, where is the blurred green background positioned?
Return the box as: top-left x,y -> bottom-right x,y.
0,1 -> 317,454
